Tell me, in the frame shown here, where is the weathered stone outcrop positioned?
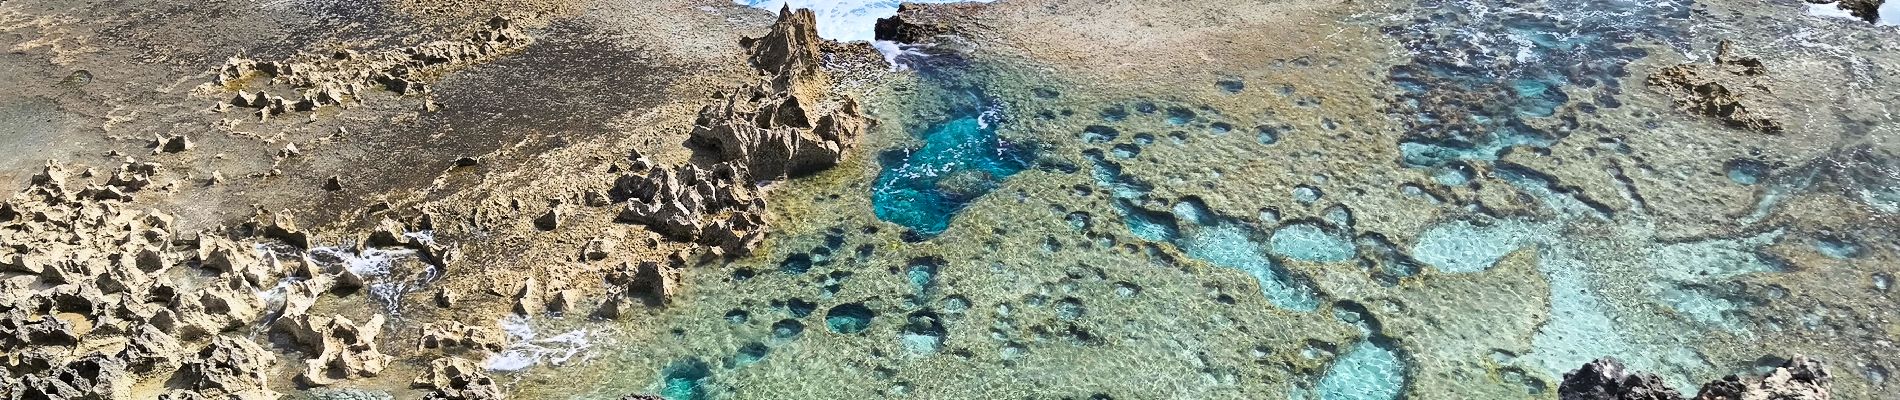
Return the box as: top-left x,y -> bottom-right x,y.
284,314 -> 394,386
1558,357 -> 1683,400
1646,41 -> 1783,134
688,6 -> 869,180
1558,356 -> 1832,400
419,320 -> 507,353
210,16 -> 531,119
611,162 -> 767,255
605,259 -> 682,306
873,3 -> 964,43
172,336 -> 282,400
0,159 -> 342,400
414,357 -> 505,400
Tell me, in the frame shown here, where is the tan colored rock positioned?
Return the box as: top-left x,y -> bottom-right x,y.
296,314 -> 394,386
512,277 -> 543,315
414,357 -> 505,400
1646,41 -> 1783,134
419,320 -> 507,353
175,336 -> 281,400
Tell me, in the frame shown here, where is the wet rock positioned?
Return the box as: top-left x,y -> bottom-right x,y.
1646,41 -> 1783,134
174,336 -> 281,400
413,357 -> 505,400
1691,355 -> 1831,400
1559,356 -> 1834,400
211,17 -> 532,116
606,260 -> 681,306
1558,357 -> 1683,400
419,320 -> 507,353
874,3 -> 958,43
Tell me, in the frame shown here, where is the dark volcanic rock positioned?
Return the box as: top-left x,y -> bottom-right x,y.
1558,357 -> 1684,400
1558,356 -> 1833,400
1809,0 -> 1885,23
874,4 -> 955,43
1690,355 -> 1831,400
1646,41 -> 1784,134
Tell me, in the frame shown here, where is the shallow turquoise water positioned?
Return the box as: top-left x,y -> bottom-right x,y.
494,1 -> 1900,399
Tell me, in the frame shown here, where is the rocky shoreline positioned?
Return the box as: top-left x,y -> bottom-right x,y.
1,5 -> 873,399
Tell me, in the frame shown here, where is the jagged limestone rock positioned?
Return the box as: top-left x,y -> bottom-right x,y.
175,336 -> 282,400
413,357 -> 505,400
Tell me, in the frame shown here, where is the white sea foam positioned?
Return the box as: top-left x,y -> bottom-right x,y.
486,316 -> 598,372
733,0 -> 994,42
1806,2 -> 1860,21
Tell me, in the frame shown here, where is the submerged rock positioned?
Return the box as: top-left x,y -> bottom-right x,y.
1558,357 -> 1684,400
1646,41 -> 1784,134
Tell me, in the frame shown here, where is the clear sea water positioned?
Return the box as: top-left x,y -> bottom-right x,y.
486,1 -> 1900,398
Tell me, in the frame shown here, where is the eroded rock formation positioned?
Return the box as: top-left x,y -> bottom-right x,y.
687,6 -> 868,180
605,6 -> 872,272
611,162 -> 767,255
209,16 -> 532,119
414,357 -> 506,400
287,314 -> 394,386
1559,356 -> 1832,400
1646,41 -> 1784,134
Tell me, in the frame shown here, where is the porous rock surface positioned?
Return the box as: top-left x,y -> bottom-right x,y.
1559,356 -> 1832,400
688,6 -> 868,181
209,16 -> 532,120
413,357 -> 506,400
1646,41 -> 1784,134
610,6 -> 872,264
